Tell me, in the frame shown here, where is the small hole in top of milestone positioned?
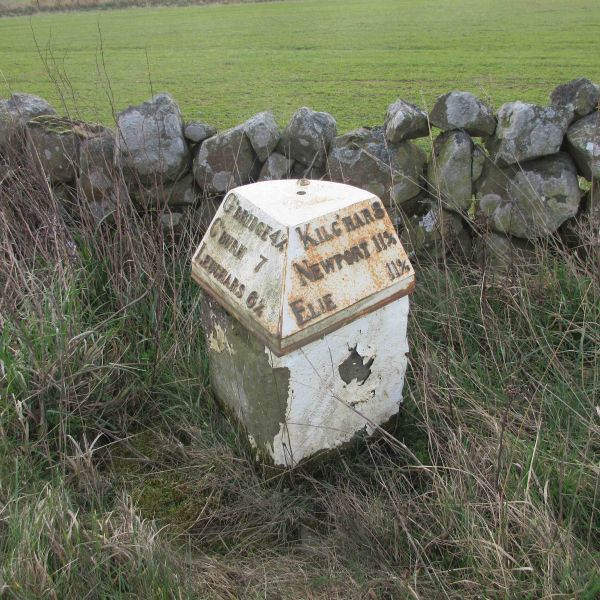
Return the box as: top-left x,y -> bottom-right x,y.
297,190 -> 307,195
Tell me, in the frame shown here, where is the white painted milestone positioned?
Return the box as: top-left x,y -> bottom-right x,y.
192,179 -> 415,467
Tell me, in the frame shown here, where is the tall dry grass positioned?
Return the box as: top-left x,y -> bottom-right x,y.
0,115 -> 599,598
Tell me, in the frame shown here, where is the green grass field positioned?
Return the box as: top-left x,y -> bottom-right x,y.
1,0 -> 600,130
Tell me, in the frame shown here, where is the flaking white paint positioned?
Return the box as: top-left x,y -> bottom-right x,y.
265,296 -> 410,467
208,324 -> 235,355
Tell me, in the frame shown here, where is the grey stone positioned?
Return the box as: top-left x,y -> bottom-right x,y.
115,93 -> 190,185
79,132 -> 116,202
280,107 -> 336,168
478,153 -> 581,238
384,99 -> 428,143
5,93 -> 56,125
430,92 -> 495,137
328,137 -> 426,208
160,210 -> 187,235
258,152 -> 294,181
27,115 -> 105,184
193,124 -> 259,194
333,126 -> 384,149
244,111 -> 280,162
427,130 -> 473,213
559,180 -> 600,250
565,112 -> 600,180
400,205 -> 471,259
583,180 -> 600,220
193,198 -> 222,235
184,121 -> 217,144
472,143 -> 487,182
550,78 -> 599,122
486,101 -> 570,166
390,192 -> 431,220
291,161 -> 325,180
474,232 -> 535,273
138,174 -> 198,208
0,93 -> 56,151
88,197 -> 117,226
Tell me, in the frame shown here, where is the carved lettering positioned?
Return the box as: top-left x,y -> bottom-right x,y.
254,254 -> 269,272
386,258 -> 411,281
209,217 -> 222,237
217,229 -> 247,259
197,250 -> 246,298
289,294 -> 338,327
372,201 -> 385,219
372,231 -> 397,253
295,204 -> 384,248
296,224 -> 319,250
225,204 -> 286,251
246,291 -> 265,317
222,193 -> 238,213
293,240 -> 372,285
195,195 -> 401,333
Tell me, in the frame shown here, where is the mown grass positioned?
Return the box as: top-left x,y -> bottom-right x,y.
1,0 -> 600,130
1,130 -> 599,597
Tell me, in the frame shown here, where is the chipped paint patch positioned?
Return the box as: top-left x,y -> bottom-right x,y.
265,297 -> 410,467
208,324 -> 235,354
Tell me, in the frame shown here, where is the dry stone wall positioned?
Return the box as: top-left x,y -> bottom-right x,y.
1,78 -> 599,272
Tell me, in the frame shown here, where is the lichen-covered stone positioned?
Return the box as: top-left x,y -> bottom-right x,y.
138,174 -> 198,208
478,153 -> 581,238
384,99 -> 428,143
184,121 -> 217,144
559,180 -> 600,250
280,107 -> 336,168
565,112 -> 600,180
390,192 -> 431,220
472,143 -> 487,182
79,132 -> 116,202
486,101 -> 570,166
291,161 -> 325,180
334,126 -> 385,149
193,124 -> 259,194
430,92 -> 496,137
88,197 -> 117,226
27,115 -> 105,184
550,78 -> 599,122
244,111 -> 280,162
115,93 -> 190,184
328,135 -> 426,208
258,152 -> 294,181
427,130 -> 473,213
583,180 -> 600,220
160,210 -> 187,235
0,93 -> 56,151
193,198 -> 222,234
400,204 -> 471,258
474,232 -> 535,273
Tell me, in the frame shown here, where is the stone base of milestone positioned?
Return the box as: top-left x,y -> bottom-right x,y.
199,291 -> 411,468
192,179 -> 415,468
